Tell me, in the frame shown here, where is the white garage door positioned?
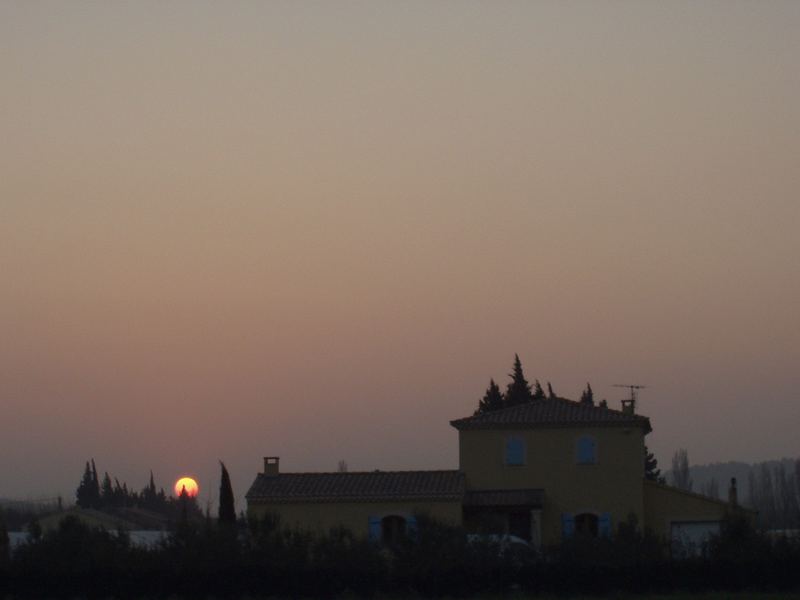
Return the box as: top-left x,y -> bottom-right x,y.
670,520 -> 721,558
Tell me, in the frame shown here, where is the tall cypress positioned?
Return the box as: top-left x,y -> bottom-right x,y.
90,459 -> 101,508
218,461 -> 236,525
504,354 -> 533,407
101,472 -> 114,505
76,461 -> 94,508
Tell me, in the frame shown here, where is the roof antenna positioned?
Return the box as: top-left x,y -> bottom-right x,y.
613,384 -> 647,414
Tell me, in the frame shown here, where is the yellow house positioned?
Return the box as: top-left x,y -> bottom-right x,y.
247,397 -> 750,549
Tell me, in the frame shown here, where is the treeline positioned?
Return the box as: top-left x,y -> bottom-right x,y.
1,512 -> 799,598
747,459 -> 800,530
74,459 -> 202,522
670,453 -> 800,531
475,354 -> 601,414
0,499 -> 62,531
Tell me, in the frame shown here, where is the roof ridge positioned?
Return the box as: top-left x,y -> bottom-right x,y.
450,395 -> 651,432
259,469 -> 461,477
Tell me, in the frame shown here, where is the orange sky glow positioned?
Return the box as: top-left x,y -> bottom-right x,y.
1,2 -> 798,505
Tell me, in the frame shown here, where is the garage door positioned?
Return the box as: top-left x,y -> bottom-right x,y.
670,520 -> 720,558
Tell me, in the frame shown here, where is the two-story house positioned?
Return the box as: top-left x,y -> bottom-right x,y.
247,397 -> 747,548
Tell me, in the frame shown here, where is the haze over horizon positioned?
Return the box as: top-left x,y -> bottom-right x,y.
2,2 -> 798,505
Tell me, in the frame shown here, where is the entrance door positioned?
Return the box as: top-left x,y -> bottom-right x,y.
508,511 -> 532,541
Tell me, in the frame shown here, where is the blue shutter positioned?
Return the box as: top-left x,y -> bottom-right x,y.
407,515 -> 418,541
599,512 -> 612,538
506,437 -> 524,465
561,513 -> 575,539
368,516 -> 381,542
577,437 -> 596,464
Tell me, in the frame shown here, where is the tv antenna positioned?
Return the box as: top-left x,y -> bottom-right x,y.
613,384 -> 647,413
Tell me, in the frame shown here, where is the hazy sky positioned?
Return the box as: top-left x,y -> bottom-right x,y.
2,1 -> 799,506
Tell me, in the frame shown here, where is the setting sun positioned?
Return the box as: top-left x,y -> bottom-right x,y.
174,476 -> 199,498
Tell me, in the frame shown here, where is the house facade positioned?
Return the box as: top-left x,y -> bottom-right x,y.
246,398 -> 749,549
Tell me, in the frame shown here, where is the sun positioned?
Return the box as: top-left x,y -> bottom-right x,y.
174,476 -> 199,498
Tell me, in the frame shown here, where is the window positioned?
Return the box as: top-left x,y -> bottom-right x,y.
381,515 -> 407,545
505,435 -> 525,466
576,435 -> 597,464
575,513 -> 599,537
369,514 -> 417,545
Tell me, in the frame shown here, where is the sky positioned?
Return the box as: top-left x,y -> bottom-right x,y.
1,1 -> 799,507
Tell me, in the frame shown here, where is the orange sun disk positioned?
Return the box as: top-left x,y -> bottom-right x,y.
174,476 -> 199,498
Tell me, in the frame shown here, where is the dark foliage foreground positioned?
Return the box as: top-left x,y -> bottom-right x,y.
1,513 -> 799,598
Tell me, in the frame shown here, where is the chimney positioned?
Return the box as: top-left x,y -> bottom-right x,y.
728,477 -> 738,507
264,456 -> 280,477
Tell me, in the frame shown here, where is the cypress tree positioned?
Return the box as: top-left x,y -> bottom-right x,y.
580,383 -> 594,406
547,382 -> 556,399
76,461 -> 94,508
504,354 -> 533,407
90,459 -> 101,508
218,461 -> 236,525
533,379 -> 545,400
101,472 -> 113,505
644,445 -> 664,483
474,379 -> 505,415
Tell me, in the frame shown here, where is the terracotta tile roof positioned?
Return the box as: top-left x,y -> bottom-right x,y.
464,489 -> 544,508
246,469 -> 465,504
450,397 -> 652,433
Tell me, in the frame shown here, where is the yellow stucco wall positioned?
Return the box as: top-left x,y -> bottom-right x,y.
458,426 -> 646,545
642,480 -> 750,540
247,499 -> 462,537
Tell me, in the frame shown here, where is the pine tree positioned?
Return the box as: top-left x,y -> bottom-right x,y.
580,383 -> 594,406
532,379 -> 545,400
218,461 -> 236,525
474,379 -> 505,414
504,354 -> 534,407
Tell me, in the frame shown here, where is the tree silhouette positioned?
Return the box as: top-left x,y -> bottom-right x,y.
218,461 -> 236,525
90,459 -> 100,507
474,379 -> 505,414
76,461 -> 94,508
547,382 -> 556,399
580,383 -> 594,406
532,379 -> 545,400
100,472 -> 114,504
644,445 -> 664,483
504,354 -> 533,407
671,448 -> 693,491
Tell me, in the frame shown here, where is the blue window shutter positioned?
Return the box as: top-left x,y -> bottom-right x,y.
577,436 -> 596,464
368,516 -> 381,542
407,515 -> 418,541
506,436 -> 524,465
599,513 -> 612,538
561,513 -> 575,539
